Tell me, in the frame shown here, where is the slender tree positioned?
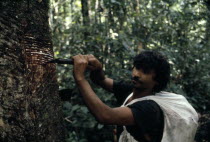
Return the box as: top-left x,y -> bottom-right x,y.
0,0 -> 64,141
81,0 -> 90,43
205,0 -> 210,47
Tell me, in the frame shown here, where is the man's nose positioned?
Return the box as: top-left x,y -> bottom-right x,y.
132,71 -> 143,81
132,69 -> 138,76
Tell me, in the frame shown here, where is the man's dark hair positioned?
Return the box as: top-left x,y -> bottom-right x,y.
133,50 -> 170,93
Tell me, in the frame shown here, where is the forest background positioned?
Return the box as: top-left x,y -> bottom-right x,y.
50,0 -> 210,141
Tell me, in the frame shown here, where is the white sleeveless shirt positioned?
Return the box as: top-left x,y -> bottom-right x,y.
119,91 -> 199,142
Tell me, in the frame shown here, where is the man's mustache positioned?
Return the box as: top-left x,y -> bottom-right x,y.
131,77 -> 143,84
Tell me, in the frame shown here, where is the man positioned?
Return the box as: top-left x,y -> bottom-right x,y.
72,51 -> 198,142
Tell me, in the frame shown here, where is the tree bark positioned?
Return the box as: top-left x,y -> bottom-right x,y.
81,0 -> 90,42
81,0 -> 90,26
205,0 -> 210,47
0,0 -> 64,141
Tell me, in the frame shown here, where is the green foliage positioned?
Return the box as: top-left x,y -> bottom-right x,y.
50,0 -> 210,141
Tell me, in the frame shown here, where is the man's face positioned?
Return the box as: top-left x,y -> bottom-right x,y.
131,67 -> 158,92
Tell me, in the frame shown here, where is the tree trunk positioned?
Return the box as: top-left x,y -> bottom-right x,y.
0,0 -> 64,141
81,0 -> 90,26
205,0 -> 210,48
81,0 -> 90,42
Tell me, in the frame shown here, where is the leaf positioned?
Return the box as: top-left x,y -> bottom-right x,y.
97,124 -> 104,129
111,0 -> 121,5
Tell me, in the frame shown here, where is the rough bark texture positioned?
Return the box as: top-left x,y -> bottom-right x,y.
0,0 -> 64,141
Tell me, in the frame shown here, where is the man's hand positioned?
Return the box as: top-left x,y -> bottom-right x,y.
86,55 -> 106,82
72,54 -> 106,83
87,54 -> 103,71
72,54 -> 89,82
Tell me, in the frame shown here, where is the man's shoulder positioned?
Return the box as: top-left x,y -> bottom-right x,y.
151,91 -> 188,101
155,91 -> 183,97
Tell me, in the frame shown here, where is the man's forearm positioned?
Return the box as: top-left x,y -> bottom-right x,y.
75,79 -> 111,123
90,70 -> 105,85
90,70 -> 114,92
